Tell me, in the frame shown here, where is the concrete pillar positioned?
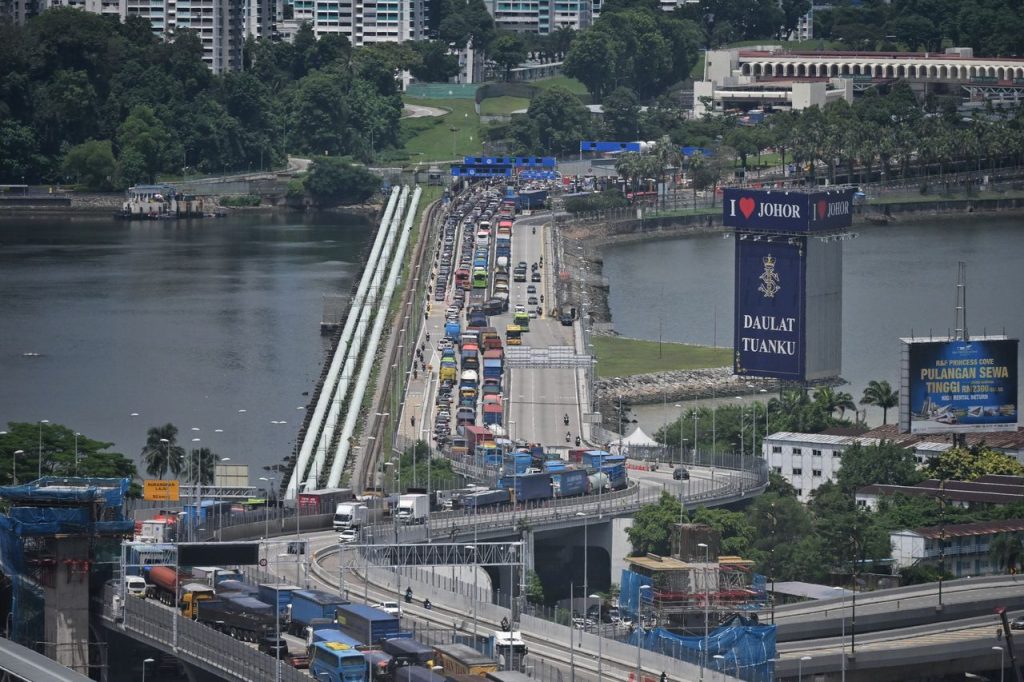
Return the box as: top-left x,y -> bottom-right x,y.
43,536 -> 91,673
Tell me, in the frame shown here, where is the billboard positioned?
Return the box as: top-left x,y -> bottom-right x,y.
903,338 -> 1019,434
734,236 -> 806,380
723,188 -> 855,233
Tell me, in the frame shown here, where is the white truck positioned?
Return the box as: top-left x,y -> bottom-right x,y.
396,494 -> 429,525
333,502 -> 369,531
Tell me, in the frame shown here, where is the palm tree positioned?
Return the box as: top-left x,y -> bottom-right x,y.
989,532 -> 1024,574
860,380 -> 899,425
813,386 -> 840,416
141,423 -> 185,479
184,447 -> 220,485
834,391 -> 856,419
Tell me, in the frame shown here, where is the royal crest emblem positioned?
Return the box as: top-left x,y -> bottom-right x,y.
758,254 -> 780,298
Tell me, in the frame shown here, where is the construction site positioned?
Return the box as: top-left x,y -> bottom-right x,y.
619,523 -> 775,681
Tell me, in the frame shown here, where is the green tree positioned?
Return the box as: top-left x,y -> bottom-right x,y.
525,569 -> 546,604
563,30 -> 618,100
927,446 -> 1024,481
601,88 -> 641,140
488,32 -> 527,81
305,157 -> 380,207
859,379 -> 899,425
141,423 -> 185,479
523,87 -> 590,155
409,41 -> 460,83
626,491 -> 684,556
1,422 -> 137,485
834,441 -> 923,493
989,533 -> 1024,574
117,105 -> 173,183
183,446 -> 220,485
62,139 -> 116,191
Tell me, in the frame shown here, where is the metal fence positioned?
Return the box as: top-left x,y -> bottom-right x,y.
105,586 -> 307,682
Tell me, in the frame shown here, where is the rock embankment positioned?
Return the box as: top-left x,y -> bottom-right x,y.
596,367 -> 777,405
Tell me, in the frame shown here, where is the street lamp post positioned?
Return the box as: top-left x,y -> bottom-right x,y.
38,419 -> 49,479
993,645 -> 1005,682
142,657 -> 154,682
697,541 -> 710,680
576,511 -> 588,633
297,481 -> 308,586
468,544 -> 479,647
260,476 -> 276,538
74,432 -> 81,475
635,584 -> 651,682
833,586 -> 846,682
589,592 -> 603,682
798,655 -> 812,682
13,450 -> 24,485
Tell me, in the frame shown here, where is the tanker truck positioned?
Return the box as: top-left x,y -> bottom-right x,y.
145,565 -> 216,613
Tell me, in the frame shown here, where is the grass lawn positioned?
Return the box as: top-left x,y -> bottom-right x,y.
532,75 -> 589,95
479,96 -> 530,115
592,336 -> 731,378
400,97 -> 481,163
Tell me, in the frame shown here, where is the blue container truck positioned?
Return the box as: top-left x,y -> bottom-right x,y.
381,638 -> 436,668
258,584 -> 303,614
335,603 -> 402,644
482,358 -> 503,380
552,469 -> 589,498
543,460 -> 566,473
290,589 -> 349,635
513,453 -> 533,474
514,472 -> 553,503
445,322 -> 461,343
582,450 -> 610,469
217,579 -> 258,596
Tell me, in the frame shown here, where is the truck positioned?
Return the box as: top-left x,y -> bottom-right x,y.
482,357 -> 503,381
195,595 -> 278,642
299,488 -> 355,515
431,643 -> 499,676
462,488 -> 511,511
136,518 -> 176,543
333,502 -> 369,531
395,494 -> 429,525
290,589 -> 350,635
559,305 -> 575,326
144,566 -> 210,607
335,603 -> 402,644
490,631 -> 529,671
459,369 -> 479,390
381,637 -> 435,669
258,584 -> 303,615
462,424 -> 493,454
216,579 -> 258,596
552,468 -> 590,498
482,403 -> 503,427
395,667 -> 447,682
189,566 -> 242,587
444,321 -> 462,343
514,472 -> 553,503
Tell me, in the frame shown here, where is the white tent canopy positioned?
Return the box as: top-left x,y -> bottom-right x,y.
612,426 -> 660,455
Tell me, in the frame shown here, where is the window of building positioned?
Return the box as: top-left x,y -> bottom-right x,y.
812,449 -> 822,457
856,499 -> 867,507
812,469 -> 822,477
792,448 -> 802,455
795,489 -> 803,497
772,466 -> 782,474
792,467 -> 803,475
772,446 -> 782,453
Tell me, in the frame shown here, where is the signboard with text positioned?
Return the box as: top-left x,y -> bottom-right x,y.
734,237 -> 806,380
144,479 -> 180,502
904,338 -> 1019,434
723,188 -> 855,233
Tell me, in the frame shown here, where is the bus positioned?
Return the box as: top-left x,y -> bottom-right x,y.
513,311 -> 530,331
455,268 -> 470,290
472,268 -> 488,289
505,324 -> 522,345
310,641 -> 367,682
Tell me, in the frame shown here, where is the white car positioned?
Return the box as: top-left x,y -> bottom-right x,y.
372,600 -> 401,616
338,529 -> 359,543
124,575 -> 147,597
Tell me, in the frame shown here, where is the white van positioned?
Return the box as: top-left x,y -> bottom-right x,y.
124,575 -> 147,597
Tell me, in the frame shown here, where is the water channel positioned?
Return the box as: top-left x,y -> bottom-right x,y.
0,212 -> 374,477
601,214 -> 1024,432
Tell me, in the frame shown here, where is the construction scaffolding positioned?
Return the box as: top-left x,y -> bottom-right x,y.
0,477 -> 134,675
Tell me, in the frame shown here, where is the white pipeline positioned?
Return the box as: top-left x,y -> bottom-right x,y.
327,186 -> 422,488
285,187 -> 401,500
302,188 -> 411,492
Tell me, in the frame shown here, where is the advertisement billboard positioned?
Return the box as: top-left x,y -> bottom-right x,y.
734,236 -> 806,380
904,338 -> 1019,434
723,188 -> 855,233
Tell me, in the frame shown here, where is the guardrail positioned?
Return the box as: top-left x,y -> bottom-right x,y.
102,586 -> 306,682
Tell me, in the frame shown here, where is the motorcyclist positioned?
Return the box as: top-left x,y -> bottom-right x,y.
532,226 -> 536,234
566,431 -> 571,443
405,587 -> 413,603
575,436 -> 582,447
424,598 -> 432,610
563,413 -> 569,425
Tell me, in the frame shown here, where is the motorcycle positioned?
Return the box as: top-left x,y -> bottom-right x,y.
563,414 -> 570,426
404,588 -> 413,604
532,226 -> 536,234
565,432 -> 571,443
575,436 -> 582,447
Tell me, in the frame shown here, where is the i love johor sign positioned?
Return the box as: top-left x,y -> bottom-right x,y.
722,187 -> 855,232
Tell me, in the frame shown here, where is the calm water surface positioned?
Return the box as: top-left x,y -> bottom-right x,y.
0,212 -> 373,475
602,214 -> 1024,424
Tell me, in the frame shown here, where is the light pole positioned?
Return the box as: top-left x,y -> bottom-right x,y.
798,655 -> 812,682
260,476 -> 275,538
833,586 -> 846,682
296,481 -> 308,586
467,544 -> 479,647
142,657 -> 154,682
993,645 -> 1005,682
734,397 -> 744,457
13,450 -> 24,485
698,541 -> 710,680
635,584 -> 651,682
74,432 -> 81,475
576,511 -> 588,633
712,654 -> 725,679
589,592 -> 603,682
38,419 -> 49,479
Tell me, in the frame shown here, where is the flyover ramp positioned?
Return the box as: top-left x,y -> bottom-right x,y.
0,638 -> 94,682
